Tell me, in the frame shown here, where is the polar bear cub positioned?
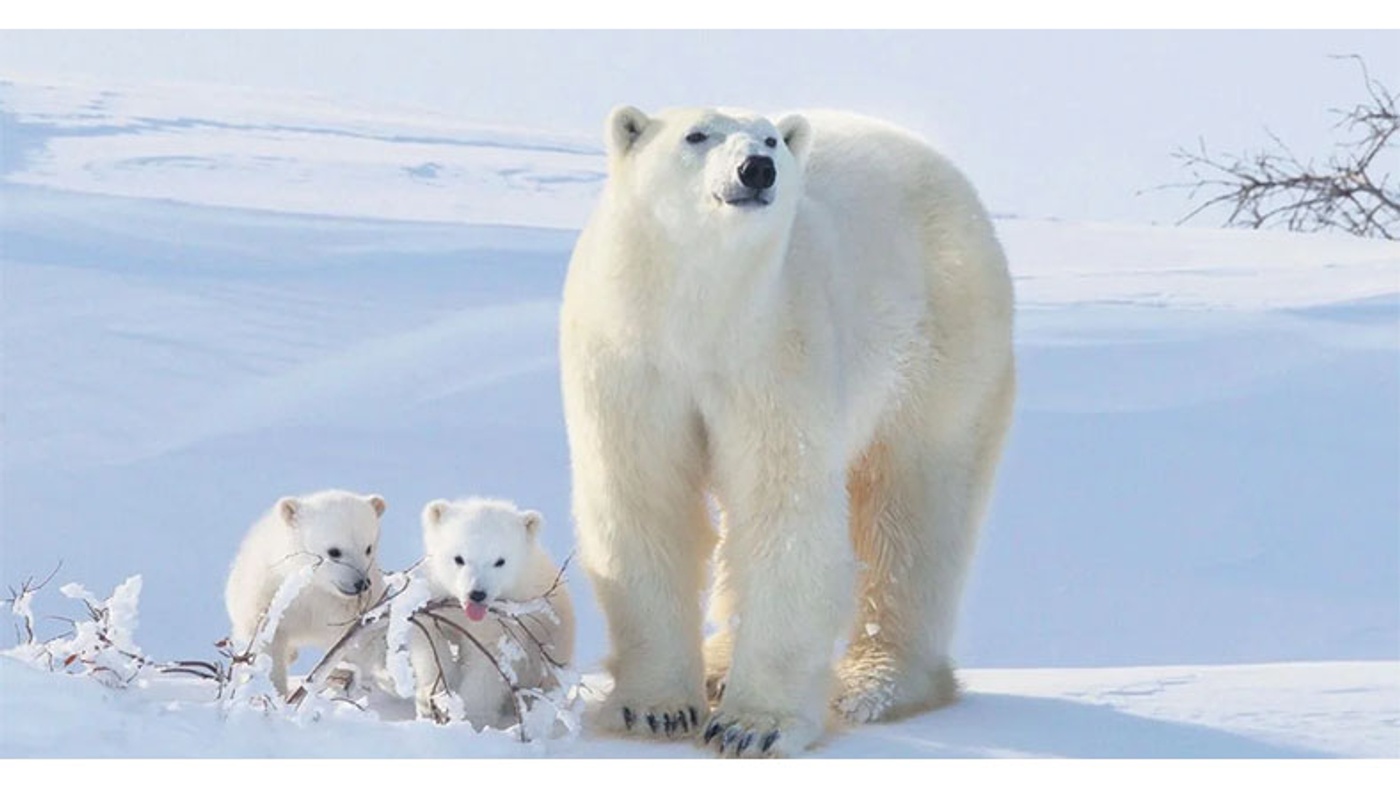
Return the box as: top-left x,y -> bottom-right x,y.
408,497 -> 575,728
225,489 -> 387,697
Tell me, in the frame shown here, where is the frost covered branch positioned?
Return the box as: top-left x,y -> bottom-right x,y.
417,605 -> 529,738
1163,55 -> 1398,240
5,573 -> 157,688
5,561 -> 62,648
285,557 -> 580,741
4,558 -> 580,743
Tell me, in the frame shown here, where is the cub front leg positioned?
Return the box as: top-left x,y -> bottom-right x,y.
408,622 -> 458,722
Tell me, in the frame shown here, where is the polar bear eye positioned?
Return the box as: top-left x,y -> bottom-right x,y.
685,131 -> 708,145
327,547 -> 342,559
493,558 -> 506,568
765,137 -> 778,148
454,555 -> 464,566
365,546 -> 372,556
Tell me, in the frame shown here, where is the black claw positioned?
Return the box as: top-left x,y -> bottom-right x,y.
689,706 -> 699,727
677,711 -> 689,733
622,707 -> 635,731
646,712 -> 658,734
736,732 -> 754,756
704,720 -> 722,744
664,713 -> 675,735
721,726 -> 741,753
761,730 -> 779,753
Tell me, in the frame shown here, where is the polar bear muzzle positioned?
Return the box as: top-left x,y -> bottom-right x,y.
327,563 -> 372,596
718,154 -> 778,208
737,155 -> 776,191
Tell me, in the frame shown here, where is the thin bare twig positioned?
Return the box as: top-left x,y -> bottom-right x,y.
4,561 -> 64,645
417,607 -> 528,740
1156,55 -> 1398,239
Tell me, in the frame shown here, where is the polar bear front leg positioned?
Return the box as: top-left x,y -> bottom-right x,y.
702,422 -> 855,757
569,382 -> 713,739
702,510 -> 737,705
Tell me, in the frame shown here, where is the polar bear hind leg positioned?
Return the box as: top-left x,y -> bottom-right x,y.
836,363 -> 1015,724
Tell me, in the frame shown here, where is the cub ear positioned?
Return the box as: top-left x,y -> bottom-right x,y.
607,105 -> 649,157
776,113 -> 812,162
421,499 -> 450,528
366,494 -> 387,518
277,497 -> 299,527
521,510 -> 544,537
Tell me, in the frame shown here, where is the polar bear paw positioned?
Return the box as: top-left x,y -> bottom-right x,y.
599,695 -> 704,740
834,655 -> 959,724
832,676 -> 896,724
700,708 -> 819,758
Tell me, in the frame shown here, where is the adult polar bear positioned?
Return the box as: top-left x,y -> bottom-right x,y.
560,106 -> 1015,757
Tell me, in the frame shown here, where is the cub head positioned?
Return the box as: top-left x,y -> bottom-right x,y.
604,105 -> 812,241
276,490 -> 386,598
421,497 -> 542,622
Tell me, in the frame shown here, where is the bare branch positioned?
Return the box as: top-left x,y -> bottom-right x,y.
417,607 -> 528,739
1163,55 -> 1398,240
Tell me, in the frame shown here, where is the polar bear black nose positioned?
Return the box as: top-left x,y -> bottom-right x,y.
738,155 -> 776,190
468,589 -> 487,603
353,578 -> 370,593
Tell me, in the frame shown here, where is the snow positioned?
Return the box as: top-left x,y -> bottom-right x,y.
1,655 -> 1393,758
2,75 -> 1398,759
251,563 -> 313,652
384,571 -> 433,698
0,77 -> 603,228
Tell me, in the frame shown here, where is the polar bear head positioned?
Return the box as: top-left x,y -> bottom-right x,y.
603,105 -> 813,245
277,489 -> 386,597
421,497 -> 543,622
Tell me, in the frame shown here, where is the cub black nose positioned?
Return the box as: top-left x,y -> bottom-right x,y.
354,578 -> 370,593
468,589 -> 487,603
737,155 -> 776,190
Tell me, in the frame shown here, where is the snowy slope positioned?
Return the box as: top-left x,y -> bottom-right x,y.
2,76 -> 1397,758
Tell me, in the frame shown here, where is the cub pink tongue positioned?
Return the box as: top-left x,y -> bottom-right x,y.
465,601 -> 487,622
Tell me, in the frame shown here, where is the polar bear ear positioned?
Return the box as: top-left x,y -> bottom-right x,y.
776,114 -> 812,162
277,497 -> 299,528
607,105 -> 649,157
422,499 -> 449,528
521,510 -> 543,537
366,494 -> 387,518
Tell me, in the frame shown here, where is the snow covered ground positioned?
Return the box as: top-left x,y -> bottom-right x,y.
1,76 -> 1397,759
3,656 -> 1394,758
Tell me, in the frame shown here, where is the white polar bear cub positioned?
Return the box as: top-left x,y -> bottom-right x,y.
560,107 -> 1015,756
225,489 -> 387,697
409,498 -> 575,728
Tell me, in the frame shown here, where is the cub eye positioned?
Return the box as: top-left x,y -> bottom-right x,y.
493,558 -> 506,568
685,131 -> 708,144
365,546 -> 373,556
454,555 -> 465,566
765,137 -> 778,148
327,548 -> 342,559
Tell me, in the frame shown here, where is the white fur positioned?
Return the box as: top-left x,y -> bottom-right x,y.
409,497 -> 576,728
560,107 -> 1016,756
224,489 -> 387,697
